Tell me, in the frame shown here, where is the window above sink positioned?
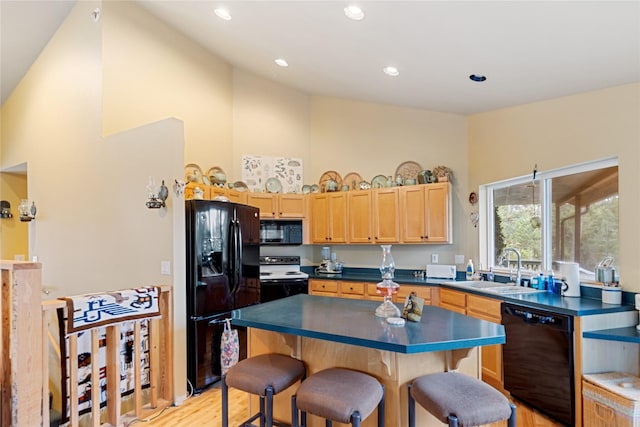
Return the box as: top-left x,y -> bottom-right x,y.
479,157 -> 619,283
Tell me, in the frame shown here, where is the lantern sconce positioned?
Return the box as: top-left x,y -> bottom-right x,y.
18,199 -> 36,222
1,200 -> 13,218
146,177 -> 169,209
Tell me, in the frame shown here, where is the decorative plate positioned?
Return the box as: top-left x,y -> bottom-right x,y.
310,184 -> 320,193
342,172 -> 363,191
265,177 -> 283,193
229,181 -> 248,192
207,166 -> 227,184
359,181 -> 371,190
184,163 -> 203,183
395,161 -> 423,182
371,174 -> 387,189
319,170 -> 342,193
302,184 -> 311,194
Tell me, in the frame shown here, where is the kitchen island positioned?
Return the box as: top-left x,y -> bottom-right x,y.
231,294 -> 505,427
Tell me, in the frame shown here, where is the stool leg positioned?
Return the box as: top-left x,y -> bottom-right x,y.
447,415 -> 459,427
265,386 -> 274,427
291,395 -> 299,427
259,395 -> 266,427
350,411 -> 361,427
377,384 -> 385,427
222,374 -> 229,427
408,384 -> 415,427
508,403 -> 517,427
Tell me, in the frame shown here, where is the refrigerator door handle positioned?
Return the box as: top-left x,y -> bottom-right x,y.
236,218 -> 243,287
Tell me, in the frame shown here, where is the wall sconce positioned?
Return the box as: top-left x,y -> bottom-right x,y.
1,200 -> 13,218
18,199 -> 36,222
146,178 -> 169,209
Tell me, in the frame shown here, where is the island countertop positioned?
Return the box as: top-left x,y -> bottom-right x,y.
231,294 -> 505,354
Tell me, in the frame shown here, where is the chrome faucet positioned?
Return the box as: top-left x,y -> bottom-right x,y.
499,247 -> 522,286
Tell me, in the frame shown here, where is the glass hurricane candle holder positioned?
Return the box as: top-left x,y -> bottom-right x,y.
375,245 -> 401,318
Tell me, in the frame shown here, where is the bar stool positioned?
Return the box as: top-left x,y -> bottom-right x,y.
291,368 -> 385,427
408,372 -> 516,427
222,353 -> 306,427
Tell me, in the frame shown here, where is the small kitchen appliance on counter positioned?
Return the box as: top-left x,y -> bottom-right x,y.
555,261 -> 581,297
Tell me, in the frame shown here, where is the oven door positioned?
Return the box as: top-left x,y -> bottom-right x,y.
260,278 -> 309,303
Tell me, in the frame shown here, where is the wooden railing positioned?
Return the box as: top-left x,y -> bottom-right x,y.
1,261 -> 174,427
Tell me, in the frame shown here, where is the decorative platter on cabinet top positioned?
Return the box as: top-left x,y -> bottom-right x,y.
319,170 -> 342,192
342,172 -> 363,191
184,163 -> 203,184
395,161 -> 423,182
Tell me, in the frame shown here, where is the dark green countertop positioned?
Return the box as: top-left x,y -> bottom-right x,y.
231,294 -> 505,354
305,267 -> 635,317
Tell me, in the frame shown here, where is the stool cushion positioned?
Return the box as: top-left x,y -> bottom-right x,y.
296,368 -> 383,424
226,354 -> 305,396
411,372 -> 511,426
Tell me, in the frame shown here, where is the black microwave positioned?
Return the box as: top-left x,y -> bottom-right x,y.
259,220 -> 303,245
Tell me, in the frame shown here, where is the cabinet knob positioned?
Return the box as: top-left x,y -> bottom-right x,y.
368,237 -> 371,240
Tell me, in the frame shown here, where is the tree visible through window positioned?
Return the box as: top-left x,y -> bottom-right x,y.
484,161 -> 618,281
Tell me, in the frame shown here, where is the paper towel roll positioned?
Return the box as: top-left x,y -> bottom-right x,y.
556,261 -> 581,297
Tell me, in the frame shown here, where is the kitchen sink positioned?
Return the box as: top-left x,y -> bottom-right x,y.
444,280 -> 545,295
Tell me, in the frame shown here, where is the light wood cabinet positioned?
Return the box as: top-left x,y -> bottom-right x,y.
247,193 -> 306,218
373,187 -> 400,243
348,190 -> 373,243
310,193 -> 348,243
340,281 -> 366,299
400,182 -> 451,243
466,294 -> 503,391
394,285 -> 432,305
226,189 -> 248,204
184,183 -> 210,200
438,289 -> 503,390
438,288 -> 467,314
309,279 -> 339,296
309,279 -> 365,299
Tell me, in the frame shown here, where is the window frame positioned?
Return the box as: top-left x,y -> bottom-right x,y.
479,156 -> 618,277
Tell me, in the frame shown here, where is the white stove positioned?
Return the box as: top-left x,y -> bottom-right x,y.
259,256 -> 309,281
259,256 -> 309,303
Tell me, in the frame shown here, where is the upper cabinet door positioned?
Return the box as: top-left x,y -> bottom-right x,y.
310,194 -> 330,243
278,194 -> 306,218
425,182 -> 451,243
348,190 -> 373,243
373,188 -> 400,243
328,192 -> 348,243
400,186 -> 426,243
247,193 -> 277,218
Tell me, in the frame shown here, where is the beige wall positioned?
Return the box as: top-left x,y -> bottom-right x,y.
468,83 -> 640,289
1,0 -> 187,402
307,97 -> 469,269
102,1 -> 233,169
0,172 -> 28,259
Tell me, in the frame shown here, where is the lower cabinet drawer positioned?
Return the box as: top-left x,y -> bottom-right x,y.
310,280 -> 339,294
341,281 -> 365,297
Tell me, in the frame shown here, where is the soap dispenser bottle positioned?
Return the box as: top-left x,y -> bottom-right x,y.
466,259 -> 474,280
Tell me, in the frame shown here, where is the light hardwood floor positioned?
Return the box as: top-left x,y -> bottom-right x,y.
135,382 -> 564,427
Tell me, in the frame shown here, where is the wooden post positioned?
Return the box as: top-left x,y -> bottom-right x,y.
1,261 -> 44,427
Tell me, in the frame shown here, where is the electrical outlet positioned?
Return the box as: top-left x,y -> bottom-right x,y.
454,254 -> 465,264
161,261 -> 171,275
431,254 -> 439,263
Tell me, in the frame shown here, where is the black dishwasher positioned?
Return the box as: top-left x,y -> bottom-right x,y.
502,303 -> 574,426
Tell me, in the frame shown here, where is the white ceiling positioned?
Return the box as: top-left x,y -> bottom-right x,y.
1,1 -> 639,115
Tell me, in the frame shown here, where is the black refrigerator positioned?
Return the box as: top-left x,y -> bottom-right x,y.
185,199 -> 260,392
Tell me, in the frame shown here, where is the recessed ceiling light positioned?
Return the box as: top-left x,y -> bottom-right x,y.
344,5 -> 364,21
214,8 -> 232,21
383,66 -> 399,77
469,74 -> 487,82
275,58 -> 289,67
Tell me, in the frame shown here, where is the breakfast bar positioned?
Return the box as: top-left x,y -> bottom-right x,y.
232,294 -> 505,427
